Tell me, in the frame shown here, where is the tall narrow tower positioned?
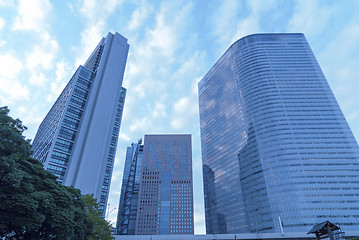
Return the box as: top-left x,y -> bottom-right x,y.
116,140 -> 144,235
198,33 -> 359,233
32,32 -> 129,216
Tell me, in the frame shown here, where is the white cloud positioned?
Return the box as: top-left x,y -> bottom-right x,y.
126,61 -> 140,78
46,81 -> 66,102
248,0 -> 280,14
0,81 -> 29,105
171,51 -> 206,90
135,1 -> 193,60
73,0 -> 124,66
109,156 -> 125,186
347,110 -> 359,123
288,0 -> 333,36
320,23 -> 359,63
11,0 -> 60,93
25,33 -> 59,87
29,73 -> 47,86
26,33 -> 59,71
79,0 -> 122,20
12,0 -> 52,32
148,19 -> 175,57
152,102 -> 167,119
128,1 -> 153,31
171,96 -> 198,130
67,2 -> 75,13
129,117 -> 152,133
0,53 -> 29,104
122,1 -> 194,106
211,0 -> 240,47
132,83 -> 146,98
174,97 -> 190,115
170,63 -> 201,131
0,53 -> 22,78
229,0 -> 282,45
315,21 -> 359,141
55,60 -> 71,82
44,60 -> 71,102
0,17 -> 5,30
118,132 -> 130,142
230,17 -> 259,44
0,0 -> 14,7
18,105 -> 43,126
75,23 -> 106,67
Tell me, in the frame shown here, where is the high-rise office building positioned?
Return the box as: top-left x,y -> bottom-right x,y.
136,134 -> 194,235
198,33 -> 359,234
32,32 -> 129,216
116,140 -> 144,235
117,134 -> 194,235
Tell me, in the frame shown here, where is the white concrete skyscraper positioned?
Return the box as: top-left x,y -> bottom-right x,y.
199,33 -> 359,234
32,32 -> 129,216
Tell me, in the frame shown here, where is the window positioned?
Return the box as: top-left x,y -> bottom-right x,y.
59,127 -> 77,141
63,116 -> 79,130
70,96 -> 86,109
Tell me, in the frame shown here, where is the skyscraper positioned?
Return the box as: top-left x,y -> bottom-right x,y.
198,33 -> 359,234
32,32 -> 129,216
136,134 -> 194,235
116,140 -> 144,235
116,134 -> 194,235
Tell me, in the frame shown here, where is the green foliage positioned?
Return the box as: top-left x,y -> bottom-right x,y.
82,194 -> 114,240
0,106 -> 31,158
0,107 -> 112,239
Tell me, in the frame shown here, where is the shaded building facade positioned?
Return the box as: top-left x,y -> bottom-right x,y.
116,140 -> 144,235
202,164 -> 227,234
198,33 -> 359,233
32,32 -> 129,216
135,134 -> 194,235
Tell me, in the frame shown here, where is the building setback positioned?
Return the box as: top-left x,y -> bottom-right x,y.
198,33 -> 359,234
116,140 -> 144,235
126,134 -> 194,235
32,32 -> 129,216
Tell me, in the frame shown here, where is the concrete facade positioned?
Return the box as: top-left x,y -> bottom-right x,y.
32,32 -> 129,216
135,134 -> 194,235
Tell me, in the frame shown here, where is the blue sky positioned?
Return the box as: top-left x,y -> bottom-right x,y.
1,0 -> 359,234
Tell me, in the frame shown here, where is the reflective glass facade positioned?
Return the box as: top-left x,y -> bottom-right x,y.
135,134 -> 194,235
32,66 -> 94,181
117,140 -> 144,235
198,33 -> 359,233
32,32 -> 129,217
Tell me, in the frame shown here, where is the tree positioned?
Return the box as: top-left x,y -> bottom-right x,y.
82,194 -> 114,240
0,107 -> 93,239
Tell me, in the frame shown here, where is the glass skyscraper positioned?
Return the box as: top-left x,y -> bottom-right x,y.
198,33 -> 359,234
116,134 -> 194,235
116,140 -> 144,235
32,32 -> 129,216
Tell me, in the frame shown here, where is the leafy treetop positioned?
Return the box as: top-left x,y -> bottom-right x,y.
0,106 -> 113,240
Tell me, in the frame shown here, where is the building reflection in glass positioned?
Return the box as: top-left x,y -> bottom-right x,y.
199,33 -> 359,233
238,123 -> 274,232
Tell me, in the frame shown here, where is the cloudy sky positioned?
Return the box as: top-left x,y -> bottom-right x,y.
1,0 -> 359,234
